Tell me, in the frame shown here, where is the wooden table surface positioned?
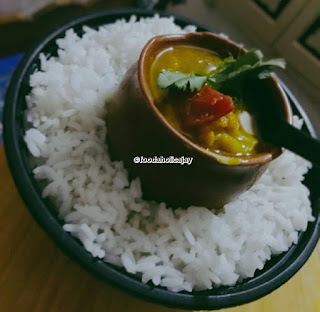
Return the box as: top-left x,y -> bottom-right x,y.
0,145 -> 319,312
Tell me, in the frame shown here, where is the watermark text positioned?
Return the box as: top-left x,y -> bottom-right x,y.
133,156 -> 193,165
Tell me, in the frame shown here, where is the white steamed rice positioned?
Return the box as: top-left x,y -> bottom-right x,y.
24,15 -> 314,292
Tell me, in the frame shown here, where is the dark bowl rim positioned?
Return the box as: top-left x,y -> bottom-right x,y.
3,8 -> 320,311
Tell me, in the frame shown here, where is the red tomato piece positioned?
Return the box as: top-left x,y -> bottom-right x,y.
183,85 -> 234,127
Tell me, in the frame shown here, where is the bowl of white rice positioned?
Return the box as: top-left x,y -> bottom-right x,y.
3,8 -> 320,310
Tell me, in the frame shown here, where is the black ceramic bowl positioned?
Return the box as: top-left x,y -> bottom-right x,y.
3,8 -> 320,310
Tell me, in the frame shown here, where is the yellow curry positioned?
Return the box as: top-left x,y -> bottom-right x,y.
149,45 -> 259,161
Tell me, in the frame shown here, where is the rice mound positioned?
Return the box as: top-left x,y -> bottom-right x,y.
24,15 -> 314,292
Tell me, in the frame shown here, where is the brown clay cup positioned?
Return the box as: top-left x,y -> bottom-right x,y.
107,32 -> 292,209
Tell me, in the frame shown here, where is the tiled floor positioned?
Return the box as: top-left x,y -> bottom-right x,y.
166,0 -> 320,135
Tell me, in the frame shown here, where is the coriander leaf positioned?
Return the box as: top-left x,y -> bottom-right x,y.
208,50 -> 285,90
207,73 -> 228,90
257,70 -> 273,79
158,71 -> 207,92
188,76 -> 207,91
214,58 -> 235,76
234,50 -> 263,69
260,58 -> 286,69
173,76 -> 194,91
158,71 -> 190,89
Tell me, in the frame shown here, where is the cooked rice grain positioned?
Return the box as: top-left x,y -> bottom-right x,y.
24,15 -> 314,292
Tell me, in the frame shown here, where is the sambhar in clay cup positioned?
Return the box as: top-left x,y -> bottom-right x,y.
107,32 -> 292,209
